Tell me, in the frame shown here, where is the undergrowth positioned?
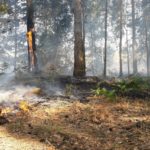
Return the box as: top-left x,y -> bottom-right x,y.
92,77 -> 150,100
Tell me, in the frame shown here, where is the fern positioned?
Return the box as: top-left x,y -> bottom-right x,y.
92,88 -> 116,100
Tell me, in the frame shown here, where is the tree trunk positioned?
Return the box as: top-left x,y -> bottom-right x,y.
14,0 -> 17,71
104,0 -> 108,77
126,28 -> 130,76
73,0 -> 86,77
145,19 -> 150,76
90,25 -> 97,76
26,0 -> 37,72
132,0 -> 137,75
125,0 -> 130,76
119,0 -> 123,77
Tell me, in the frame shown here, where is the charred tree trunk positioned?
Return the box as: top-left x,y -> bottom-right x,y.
26,0 -> 37,72
73,0 -> 86,77
104,0 -> 108,77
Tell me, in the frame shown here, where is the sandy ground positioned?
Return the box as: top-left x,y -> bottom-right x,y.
0,74 -> 58,150
0,127 -> 54,150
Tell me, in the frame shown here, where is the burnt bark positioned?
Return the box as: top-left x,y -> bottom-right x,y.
104,0 -> 108,77
26,0 -> 37,72
73,0 -> 86,77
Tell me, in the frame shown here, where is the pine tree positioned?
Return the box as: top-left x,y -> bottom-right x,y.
73,0 -> 86,77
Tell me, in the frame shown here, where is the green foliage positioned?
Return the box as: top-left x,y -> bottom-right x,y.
0,3 -> 8,13
116,79 -> 139,93
129,77 -> 150,90
116,77 -> 150,93
93,77 -> 150,99
92,87 -> 116,100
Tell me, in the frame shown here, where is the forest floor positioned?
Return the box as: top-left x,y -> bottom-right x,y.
0,74 -> 150,150
0,126 -> 51,150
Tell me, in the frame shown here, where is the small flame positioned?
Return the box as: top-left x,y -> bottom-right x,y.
19,101 -> 31,112
0,107 -> 12,116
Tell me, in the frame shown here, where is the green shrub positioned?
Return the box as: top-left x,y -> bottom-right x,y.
92,77 -> 150,99
92,87 -> 116,100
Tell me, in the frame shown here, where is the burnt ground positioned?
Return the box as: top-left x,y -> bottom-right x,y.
3,97 -> 150,150
0,75 -> 150,150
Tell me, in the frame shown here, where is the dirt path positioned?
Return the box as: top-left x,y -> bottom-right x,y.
0,126 -> 54,150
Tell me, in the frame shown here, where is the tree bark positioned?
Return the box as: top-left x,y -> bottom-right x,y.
119,0 -> 123,77
145,18 -> 150,76
26,0 -> 37,72
104,0 -> 108,77
132,0 -> 137,75
14,0 -> 17,71
125,0 -> 130,76
126,27 -> 130,76
90,25 -> 96,75
73,0 -> 86,77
